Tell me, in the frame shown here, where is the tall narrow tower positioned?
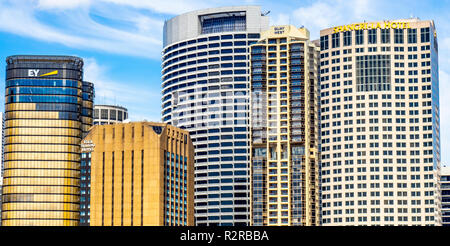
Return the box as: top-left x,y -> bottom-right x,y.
250,26 -> 320,226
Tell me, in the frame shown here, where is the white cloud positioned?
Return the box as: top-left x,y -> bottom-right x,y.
271,13 -> 290,26
290,0 -> 375,39
37,0 -> 91,10
99,0 -> 211,15
0,0 -> 163,58
83,58 -> 161,122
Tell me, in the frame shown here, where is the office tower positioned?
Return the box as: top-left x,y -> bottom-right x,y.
93,105 -> 128,125
442,166 -> 450,226
1,55 -> 93,226
319,19 -> 440,225
249,25 -> 320,226
82,82 -> 95,135
81,104 -> 125,225
79,82 -> 94,226
0,112 -> 3,225
80,147 -> 92,226
82,122 -> 194,226
162,6 -> 269,226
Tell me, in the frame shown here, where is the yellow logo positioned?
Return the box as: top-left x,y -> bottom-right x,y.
39,70 -> 58,77
332,22 -> 411,33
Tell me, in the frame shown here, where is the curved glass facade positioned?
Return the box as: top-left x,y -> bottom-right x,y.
1,55 -> 93,226
162,6 -> 269,226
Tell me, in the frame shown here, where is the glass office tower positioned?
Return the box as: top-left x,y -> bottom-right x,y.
319,19 -> 441,226
250,26 -> 320,226
1,55 -> 93,226
162,6 -> 269,225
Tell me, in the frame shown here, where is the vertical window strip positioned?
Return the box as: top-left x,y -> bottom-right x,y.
121,150 -> 124,226
131,150 -> 134,226
141,149 -> 144,226
102,151 -> 105,226
111,151 -> 114,226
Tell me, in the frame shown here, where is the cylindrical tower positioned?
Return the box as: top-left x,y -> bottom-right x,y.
162,6 -> 269,226
1,55 -> 91,226
93,104 -> 128,125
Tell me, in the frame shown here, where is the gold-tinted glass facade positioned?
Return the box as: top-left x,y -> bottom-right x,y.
84,122 -> 194,226
1,55 -> 93,226
250,26 -> 320,226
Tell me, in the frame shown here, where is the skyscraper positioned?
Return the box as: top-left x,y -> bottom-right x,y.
1,55 -> 93,226
82,122 -> 194,226
0,112 -> 4,225
80,103 -> 126,225
319,19 -> 441,226
249,25 -> 320,226
162,6 -> 269,226
93,105 -> 128,125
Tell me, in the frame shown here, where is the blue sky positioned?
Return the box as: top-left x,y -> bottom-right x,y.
0,0 -> 449,164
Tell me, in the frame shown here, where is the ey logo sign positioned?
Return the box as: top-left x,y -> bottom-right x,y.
28,69 -> 58,77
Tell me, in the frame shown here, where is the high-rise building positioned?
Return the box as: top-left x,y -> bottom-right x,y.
80,104 -> 125,225
249,25 -> 320,226
441,166 -> 450,226
82,122 -> 194,226
0,112 -> 4,225
82,82 -> 95,136
319,19 -> 441,226
162,6 -> 269,226
93,105 -> 128,125
1,55 -> 93,226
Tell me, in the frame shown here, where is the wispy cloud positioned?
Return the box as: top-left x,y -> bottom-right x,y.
83,57 -> 161,121
98,0 -> 211,15
289,0 -> 376,39
36,0 -> 91,10
0,0 -> 163,58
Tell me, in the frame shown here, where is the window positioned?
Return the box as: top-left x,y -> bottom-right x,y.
381,29 -> 390,44
200,12 -> 246,34
101,109 -> 108,119
356,55 -> 391,92
332,33 -> 340,48
355,30 -> 364,45
110,109 -> 116,120
408,28 -> 417,43
421,27 -> 430,43
368,29 -> 377,44
321,35 -> 329,50
394,29 -> 404,44
343,31 -> 351,46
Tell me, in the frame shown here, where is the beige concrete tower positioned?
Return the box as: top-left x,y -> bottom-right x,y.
83,122 -> 194,226
319,19 -> 441,226
250,25 -> 320,226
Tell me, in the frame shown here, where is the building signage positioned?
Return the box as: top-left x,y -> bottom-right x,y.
27,69 -> 58,77
332,21 -> 411,33
81,140 -> 95,153
274,26 -> 285,35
